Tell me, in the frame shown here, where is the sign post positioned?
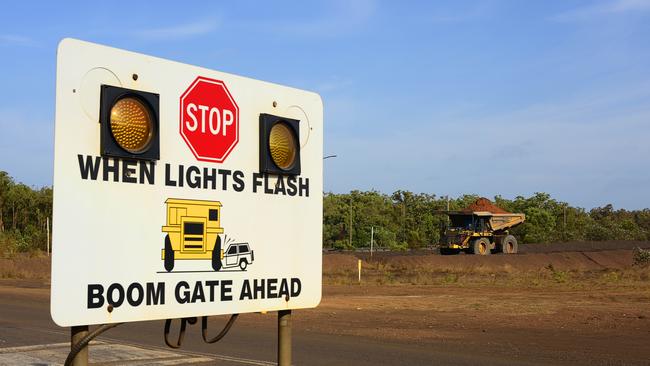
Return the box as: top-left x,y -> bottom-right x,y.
70,326 -> 88,366
278,310 -> 292,365
52,38 -> 323,361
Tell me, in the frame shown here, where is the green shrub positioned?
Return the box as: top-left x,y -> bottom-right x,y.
633,247 -> 650,267
545,263 -> 569,283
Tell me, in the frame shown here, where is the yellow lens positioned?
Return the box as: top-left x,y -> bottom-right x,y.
269,123 -> 296,170
110,97 -> 153,153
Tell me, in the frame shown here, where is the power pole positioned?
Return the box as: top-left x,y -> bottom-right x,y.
446,196 -> 450,225
370,226 -> 374,258
46,217 -> 50,257
402,201 -> 406,243
349,198 -> 353,248
562,205 -> 566,240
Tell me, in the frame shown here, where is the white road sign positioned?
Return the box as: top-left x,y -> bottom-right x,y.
51,38 -> 323,326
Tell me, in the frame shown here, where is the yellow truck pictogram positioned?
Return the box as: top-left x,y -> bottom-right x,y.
161,198 -> 224,272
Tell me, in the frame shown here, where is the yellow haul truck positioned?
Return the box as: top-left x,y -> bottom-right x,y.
161,198 -> 224,272
440,211 -> 525,255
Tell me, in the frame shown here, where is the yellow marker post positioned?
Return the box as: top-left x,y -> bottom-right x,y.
358,259 -> 362,283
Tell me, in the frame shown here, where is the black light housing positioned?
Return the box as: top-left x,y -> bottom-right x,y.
100,85 -> 160,161
259,113 -> 301,175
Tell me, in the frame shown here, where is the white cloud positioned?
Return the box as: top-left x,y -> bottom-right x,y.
429,3 -> 492,24
551,0 -> 650,22
0,34 -> 35,46
133,18 -> 219,41
323,77 -> 650,209
264,0 -> 376,37
315,77 -> 354,93
607,0 -> 650,12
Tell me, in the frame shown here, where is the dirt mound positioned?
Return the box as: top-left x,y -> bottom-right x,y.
324,248 -> 639,274
376,250 -> 634,271
520,240 -> 650,253
323,253 -> 361,271
464,197 -> 509,214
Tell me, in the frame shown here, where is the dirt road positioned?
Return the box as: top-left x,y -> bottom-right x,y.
314,284 -> 650,365
2,277 -> 650,365
1,244 -> 650,365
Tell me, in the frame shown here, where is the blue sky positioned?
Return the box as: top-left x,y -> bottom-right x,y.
1,0 -> 649,209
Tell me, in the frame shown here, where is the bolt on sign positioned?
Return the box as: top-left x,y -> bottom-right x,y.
51,39 -> 323,326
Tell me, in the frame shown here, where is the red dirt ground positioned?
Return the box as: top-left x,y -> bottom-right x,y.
325,248 -> 638,273
2,242 -> 650,365
293,283 -> 650,365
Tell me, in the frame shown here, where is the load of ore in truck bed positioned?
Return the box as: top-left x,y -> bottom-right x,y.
463,197 -> 510,214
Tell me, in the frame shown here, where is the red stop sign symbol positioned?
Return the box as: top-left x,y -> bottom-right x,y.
180,76 -> 239,163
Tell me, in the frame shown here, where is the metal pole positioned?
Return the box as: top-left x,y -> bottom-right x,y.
46,217 -> 50,257
349,199 -> 352,248
278,310 -> 292,366
562,204 -> 567,240
71,325 -> 89,366
370,226 -> 374,258
447,196 -> 450,226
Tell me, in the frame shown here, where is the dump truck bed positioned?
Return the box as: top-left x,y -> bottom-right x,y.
489,213 -> 525,231
440,211 -> 525,232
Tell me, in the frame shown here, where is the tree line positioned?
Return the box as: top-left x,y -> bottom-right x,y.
324,190 -> 650,250
0,171 -> 52,255
1,171 -> 649,254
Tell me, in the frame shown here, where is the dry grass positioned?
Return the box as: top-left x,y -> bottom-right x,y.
3,250 -> 650,290
324,258 -> 650,289
0,251 -> 51,280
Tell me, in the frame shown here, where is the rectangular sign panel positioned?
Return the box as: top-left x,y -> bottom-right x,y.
52,38 -> 323,326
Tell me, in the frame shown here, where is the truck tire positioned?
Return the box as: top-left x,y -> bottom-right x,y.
212,235 -> 222,271
239,259 -> 248,271
164,235 -> 174,272
471,238 -> 491,255
502,235 -> 518,254
495,236 -> 504,253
